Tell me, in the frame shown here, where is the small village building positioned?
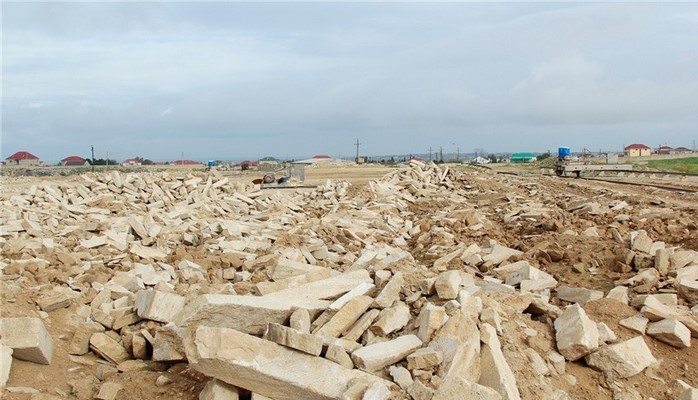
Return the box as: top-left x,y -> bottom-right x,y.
510,152 -> 537,163
61,156 -> 89,166
624,144 -> 651,157
657,146 -> 673,155
671,147 -> 693,154
122,158 -> 142,166
5,151 -> 41,166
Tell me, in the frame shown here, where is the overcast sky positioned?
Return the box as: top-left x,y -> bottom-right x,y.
2,2 -> 697,162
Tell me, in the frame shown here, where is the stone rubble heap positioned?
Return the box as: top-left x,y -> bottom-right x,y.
1,161 -> 697,400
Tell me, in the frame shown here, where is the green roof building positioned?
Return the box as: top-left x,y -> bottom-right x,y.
510,152 -> 537,163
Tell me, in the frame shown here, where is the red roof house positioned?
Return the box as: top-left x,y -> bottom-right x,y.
6,151 -> 40,165
657,146 -> 673,154
624,144 -> 651,157
172,160 -> 201,166
312,154 -> 331,159
61,156 -> 89,166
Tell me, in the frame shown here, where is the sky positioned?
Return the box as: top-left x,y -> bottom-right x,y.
2,2 -> 698,163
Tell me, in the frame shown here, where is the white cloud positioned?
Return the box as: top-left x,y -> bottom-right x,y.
160,107 -> 172,117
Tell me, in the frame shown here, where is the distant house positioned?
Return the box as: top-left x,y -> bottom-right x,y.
313,154 -> 331,159
671,147 -> 693,154
171,160 -> 201,166
122,158 -> 142,166
510,152 -> 537,163
471,156 -> 491,164
657,146 -> 673,155
6,151 -> 41,166
61,156 -> 89,166
258,156 -> 281,171
624,144 -> 651,157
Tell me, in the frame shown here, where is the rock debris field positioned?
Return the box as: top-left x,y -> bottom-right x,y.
1,161 -> 697,400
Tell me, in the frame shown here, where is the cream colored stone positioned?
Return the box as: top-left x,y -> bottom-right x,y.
646,319 -> 691,348
407,347 -> 443,370
435,270 -> 461,300
351,334 -> 423,372
585,336 -> 657,378
264,323 -> 323,356
373,271 -> 404,308
90,333 -> 130,364
199,379 -> 240,400
135,289 -> 185,323
186,326 -> 390,400
314,296 -> 373,337
479,323 -> 520,400
370,302 -> 411,336
0,317 -> 53,364
553,304 -> 599,361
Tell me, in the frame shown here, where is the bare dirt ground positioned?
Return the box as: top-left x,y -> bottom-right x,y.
1,162 -> 697,400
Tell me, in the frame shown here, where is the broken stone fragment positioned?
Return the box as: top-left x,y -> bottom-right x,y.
90,333 -> 130,365
553,304 -> 599,361
370,302 -> 411,336
646,319 -> 691,349
417,304 -> 448,343
325,344 -> 353,369
407,347 -> 443,370
0,317 -> 53,364
69,321 -> 105,355
314,296 -> 373,337
95,382 -> 122,400
433,376 -> 502,400
199,379 -> 240,400
289,308 -> 311,334
585,336 -> 657,379
435,270 -> 461,300
619,315 -> 649,334
479,323 -> 521,400
389,365 -> 414,390
606,286 -> 629,305
372,271 -> 404,308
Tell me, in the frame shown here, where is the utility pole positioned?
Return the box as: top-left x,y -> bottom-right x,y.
428,147 -> 432,162
354,139 -> 362,163
91,145 -> 95,173
106,151 -> 109,167
456,147 -> 460,162
439,146 -> 443,163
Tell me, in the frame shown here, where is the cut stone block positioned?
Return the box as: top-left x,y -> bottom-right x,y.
553,304 -> 599,361
152,326 -> 186,362
1,345 -> 12,388
408,380 -> 434,400
325,344 -> 353,369
68,321 -> 105,355
36,291 -> 73,312
351,334 -> 423,372
173,294 -> 329,336
479,323 -> 520,400
370,302 -> 411,336
556,286 -> 603,305
199,379 -> 240,400
373,271 -> 404,308
434,376 -> 503,400
619,315 -> 649,334
185,326 -> 391,400
435,271 -> 461,300
265,270 -> 372,301
0,317 -> 53,364
90,333 -> 130,364
523,348 -> 549,376
655,249 -> 670,276
407,347 -> 443,370
646,319 -> 691,349
547,351 -> 565,375
314,296 -> 373,337
328,282 -> 375,311
585,336 -> 657,378
135,290 -> 185,323
264,323 -> 323,356
342,309 -> 380,342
